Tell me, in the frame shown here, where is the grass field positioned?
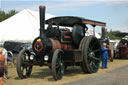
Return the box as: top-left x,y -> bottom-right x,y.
4,59 -> 128,85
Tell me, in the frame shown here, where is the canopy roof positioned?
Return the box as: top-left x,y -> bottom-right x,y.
46,16 -> 106,27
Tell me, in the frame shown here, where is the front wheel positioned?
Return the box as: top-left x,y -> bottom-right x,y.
51,49 -> 64,80
16,48 -> 32,79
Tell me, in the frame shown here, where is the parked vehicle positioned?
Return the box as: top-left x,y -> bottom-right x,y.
4,41 -> 31,57
114,33 -> 128,59
16,6 -> 106,80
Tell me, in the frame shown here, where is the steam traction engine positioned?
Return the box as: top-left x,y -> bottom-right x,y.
114,33 -> 128,59
16,6 -> 106,80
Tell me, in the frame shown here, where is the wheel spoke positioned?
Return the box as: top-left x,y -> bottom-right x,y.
56,64 -> 60,69
22,67 -> 26,76
88,48 -> 92,52
57,68 -> 62,79
21,66 -> 25,73
26,66 -> 28,70
91,56 -> 100,61
21,63 -> 31,76
25,67 -> 28,75
87,48 -> 92,59
56,59 -> 60,69
57,58 -> 64,79
89,61 -> 93,66
89,65 -> 93,71
93,49 -> 100,53
91,40 -> 98,49
92,62 -> 97,69
56,55 -> 64,79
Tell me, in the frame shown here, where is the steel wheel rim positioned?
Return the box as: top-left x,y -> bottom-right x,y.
20,52 -> 32,77
87,38 -> 101,72
55,53 -> 64,79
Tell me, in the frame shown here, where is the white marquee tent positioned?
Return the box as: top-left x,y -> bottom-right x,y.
0,9 -> 55,42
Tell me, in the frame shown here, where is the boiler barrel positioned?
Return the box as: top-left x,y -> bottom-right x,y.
32,37 -> 61,56
49,38 -> 61,52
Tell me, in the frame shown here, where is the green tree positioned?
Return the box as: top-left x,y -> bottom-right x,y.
0,10 -> 17,22
8,10 -> 17,17
107,29 -> 121,40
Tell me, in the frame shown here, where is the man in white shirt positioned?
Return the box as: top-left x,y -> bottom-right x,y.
2,48 -> 8,78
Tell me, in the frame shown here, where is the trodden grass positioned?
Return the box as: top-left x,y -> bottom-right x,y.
4,59 -> 128,85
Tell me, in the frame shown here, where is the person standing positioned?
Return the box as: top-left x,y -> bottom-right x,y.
2,48 -> 8,78
0,47 -> 6,85
101,43 -> 109,69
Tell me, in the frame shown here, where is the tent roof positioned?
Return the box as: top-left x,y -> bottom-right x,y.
0,9 -> 55,42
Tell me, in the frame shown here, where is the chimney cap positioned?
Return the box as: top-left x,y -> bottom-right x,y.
39,6 -> 45,9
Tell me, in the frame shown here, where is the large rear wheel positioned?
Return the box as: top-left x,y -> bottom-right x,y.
79,36 -> 101,73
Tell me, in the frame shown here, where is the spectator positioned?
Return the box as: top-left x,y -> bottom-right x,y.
0,47 -> 6,85
2,48 -> 8,78
101,43 -> 109,69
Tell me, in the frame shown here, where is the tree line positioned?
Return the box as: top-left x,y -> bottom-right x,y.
0,9 -> 18,22
108,30 -> 121,40
105,29 -> 123,40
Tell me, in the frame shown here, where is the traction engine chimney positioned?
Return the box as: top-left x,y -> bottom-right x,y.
39,6 -> 46,37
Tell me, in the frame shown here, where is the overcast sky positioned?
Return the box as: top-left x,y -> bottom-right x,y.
0,0 -> 128,32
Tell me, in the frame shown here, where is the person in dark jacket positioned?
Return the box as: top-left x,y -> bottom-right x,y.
101,43 -> 109,69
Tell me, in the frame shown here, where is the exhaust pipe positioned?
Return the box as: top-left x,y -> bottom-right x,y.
101,27 -> 105,39
39,6 -> 46,37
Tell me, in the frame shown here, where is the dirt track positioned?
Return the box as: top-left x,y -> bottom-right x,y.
64,63 -> 128,85
4,59 -> 128,85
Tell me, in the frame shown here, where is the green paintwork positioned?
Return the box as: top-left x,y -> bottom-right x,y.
63,50 -> 82,62
61,31 -> 72,43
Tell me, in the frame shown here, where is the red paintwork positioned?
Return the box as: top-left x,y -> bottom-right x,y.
34,41 -> 43,52
64,36 -> 71,38
61,44 -> 68,49
108,49 -> 112,60
119,46 -> 128,58
49,38 -> 61,52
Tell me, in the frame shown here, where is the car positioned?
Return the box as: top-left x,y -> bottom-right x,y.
4,41 -> 31,57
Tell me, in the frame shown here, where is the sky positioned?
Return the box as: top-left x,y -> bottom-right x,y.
0,0 -> 128,32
